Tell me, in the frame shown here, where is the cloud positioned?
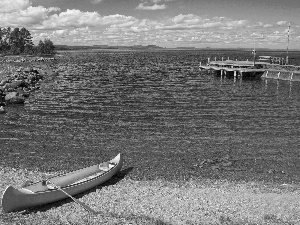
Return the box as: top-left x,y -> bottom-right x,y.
53,29 -> 68,36
172,14 -> 201,24
34,10 -> 136,30
136,3 -> 166,10
40,9 -> 101,29
277,21 -> 288,26
0,0 -> 31,13
136,0 -> 175,10
156,15 -> 248,31
91,0 -> 103,4
0,0 -> 299,48
0,5 -> 60,27
226,20 -> 248,27
263,24 -> 273,28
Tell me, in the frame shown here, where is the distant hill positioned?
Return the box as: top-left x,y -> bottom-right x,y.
54,45 -> 300,52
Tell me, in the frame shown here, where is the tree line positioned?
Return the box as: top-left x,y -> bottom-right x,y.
0,27 -> 55,55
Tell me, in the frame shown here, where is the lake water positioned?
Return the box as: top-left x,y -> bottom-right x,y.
1,51 -> 300,183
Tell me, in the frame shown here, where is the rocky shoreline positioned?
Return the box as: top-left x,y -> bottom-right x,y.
0,66 -> 45,112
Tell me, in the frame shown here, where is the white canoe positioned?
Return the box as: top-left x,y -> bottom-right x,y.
2,153 -> 123,213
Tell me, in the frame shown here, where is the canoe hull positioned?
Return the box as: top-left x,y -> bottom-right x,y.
2,153 -> 123,213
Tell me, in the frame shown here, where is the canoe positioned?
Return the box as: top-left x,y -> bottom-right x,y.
2,153 -> 123,213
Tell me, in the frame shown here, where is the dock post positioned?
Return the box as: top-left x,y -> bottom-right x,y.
290,72 -> 294,81
234,71 -> 237,77
215,56 -> 217,61
277,72 -> 281,79
265,71 -> 269,78
228,57 -> 229,60
222,57 -> 224,61
208,58 -> 210,64
199,61 -> 202,66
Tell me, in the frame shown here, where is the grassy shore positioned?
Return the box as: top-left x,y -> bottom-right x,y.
1,166 -> 300,225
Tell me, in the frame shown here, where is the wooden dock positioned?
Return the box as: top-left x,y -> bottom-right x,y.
199,59 -> 266,78
199,57 -> 300,81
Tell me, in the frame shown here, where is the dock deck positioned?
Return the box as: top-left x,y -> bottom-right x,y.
199,60 -> 266,77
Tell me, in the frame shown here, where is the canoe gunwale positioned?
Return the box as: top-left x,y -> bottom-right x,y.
33,165 -> 115,194
25,153 -> 121,193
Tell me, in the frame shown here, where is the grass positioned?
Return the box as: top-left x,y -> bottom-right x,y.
1,166 -> 300,225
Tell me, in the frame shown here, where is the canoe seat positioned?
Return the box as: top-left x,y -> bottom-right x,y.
99,162 -> 109,171
99,162 -> 115,171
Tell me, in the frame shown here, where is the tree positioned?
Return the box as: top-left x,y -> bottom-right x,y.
0,28 -> 4,53
44,38 -> 55,54
37,38 -> 56,55
20,27 -> 34,54
37,40 -> 45,54
0,26 -> 55,55
0,27 -> 11,53
9,28 -> 21,54
24,42 -> 35,55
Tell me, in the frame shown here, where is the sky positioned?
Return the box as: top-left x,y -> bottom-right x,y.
0,0 -> 300,49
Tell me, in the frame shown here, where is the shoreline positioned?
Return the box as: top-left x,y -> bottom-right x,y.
1,166 -> 300,224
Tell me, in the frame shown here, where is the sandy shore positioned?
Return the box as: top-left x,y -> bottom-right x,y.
1,166 -> 300,225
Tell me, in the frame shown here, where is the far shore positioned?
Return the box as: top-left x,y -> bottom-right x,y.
1,166 -> 299,225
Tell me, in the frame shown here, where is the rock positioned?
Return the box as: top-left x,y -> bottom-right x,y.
0,79 -> 7,86
16,87 -> 30,97
5,92 -> 25,104
211,165 -> 220,170
0,95 -> 6,105
206,159 -> 216,164
24,67 -> 34,73
5,80 -> 26,90
32,69 -> 39,74
5,92 -> 17,100
220,154 -> 230,162
221,161 -> 233,167
267,169 -> 285,174
0,106 -> 6,113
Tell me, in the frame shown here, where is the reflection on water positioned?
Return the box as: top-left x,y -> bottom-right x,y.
1,51 -> 300,183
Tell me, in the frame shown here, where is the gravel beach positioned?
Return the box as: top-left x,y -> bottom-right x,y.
1,166 -> 300,225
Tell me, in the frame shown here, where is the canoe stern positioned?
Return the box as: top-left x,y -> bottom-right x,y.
2,186 -> 34,213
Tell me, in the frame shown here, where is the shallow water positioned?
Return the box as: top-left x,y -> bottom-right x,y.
1,51 -> 300,183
